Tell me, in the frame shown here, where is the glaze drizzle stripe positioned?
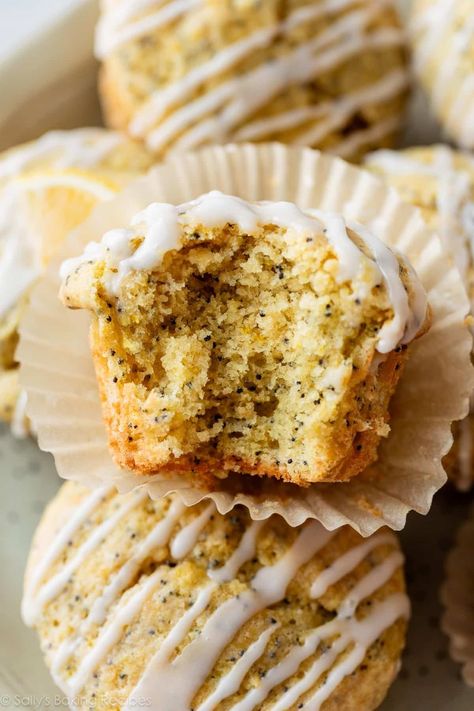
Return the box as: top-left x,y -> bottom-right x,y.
328,115 -> 402,159
66,568 -> 167,697
346,219 -> 413,352
209,520 -> 266,584
310,532 -> 395,598
170,501 -> 215,560
96,0 -> 201,58
195,624 -> 281,711
299,593 -> 409,711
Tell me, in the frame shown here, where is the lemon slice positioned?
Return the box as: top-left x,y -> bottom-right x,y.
11,168 -> 121,265
0,168 -> 122,318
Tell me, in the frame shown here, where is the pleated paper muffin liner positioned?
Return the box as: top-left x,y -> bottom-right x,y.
441,508 -> 474,686
18,143 -> 474,535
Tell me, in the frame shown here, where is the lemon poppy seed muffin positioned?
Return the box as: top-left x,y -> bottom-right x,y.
23,481 -> 409,710
0,128 -> 153,185
60,191 -> 429,486
0,128 -> 153,434
365,144 -> 474,490
96,0 -> 409,161
410,0 -> 474,149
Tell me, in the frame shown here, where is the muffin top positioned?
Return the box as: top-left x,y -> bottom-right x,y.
410,0 -> 474,149
365,145 -> 474,306
60,191 -> 428,485
24,481 -> 408,711
96,0 -> 409,160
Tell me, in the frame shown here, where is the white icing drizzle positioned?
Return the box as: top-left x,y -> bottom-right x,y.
347,219 -> 421,352
170,501 -> 215,560
60,191 -> 427,354
96,0 -> 201,58
412,0 -> 474,148
235,549 -> 405,711
126,524 -> 406,710
97,0 -> 361,59
98,0 -> 405,153
22,489 -> 147,626
131,4 -> 386,132
208,520 -> 265,585
289,593 -> 408,711
147,27 -> 404,154
24,485 -> 408,709
310,532 -> 395,598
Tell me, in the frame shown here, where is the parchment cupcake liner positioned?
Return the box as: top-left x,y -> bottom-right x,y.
441,508 -> 474,686
18,143 -> 474,535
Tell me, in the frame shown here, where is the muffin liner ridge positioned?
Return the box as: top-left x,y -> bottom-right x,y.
18,143 -> 474,535
441,508 -> 474,687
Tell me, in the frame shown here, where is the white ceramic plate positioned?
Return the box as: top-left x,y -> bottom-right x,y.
0,0 -> 101,152
0,0 -> 473,708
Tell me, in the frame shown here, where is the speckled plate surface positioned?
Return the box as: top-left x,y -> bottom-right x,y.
0,424 -> 474,710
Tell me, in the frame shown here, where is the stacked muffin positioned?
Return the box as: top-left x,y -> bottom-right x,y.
24,482 -> 408,710
4,0 -> 474,709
